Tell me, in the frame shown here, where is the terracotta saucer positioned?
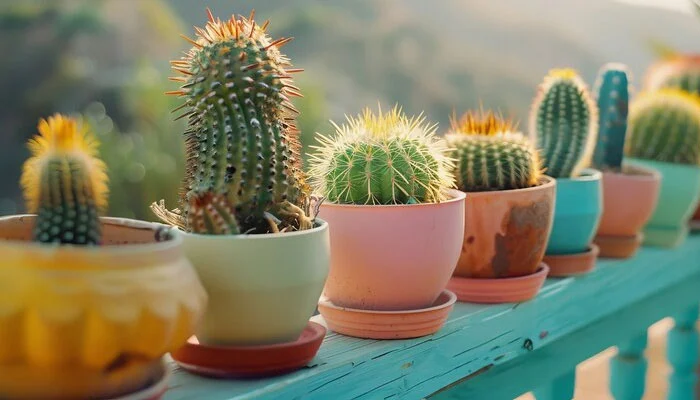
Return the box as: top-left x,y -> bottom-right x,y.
110,364 -> 170,400
594,232 -> 643,259
447,263 -> 549,304
544,244 -> 600,277
317,290 -> 456,340
690,219 -> 700,231
170,321 -> 326,379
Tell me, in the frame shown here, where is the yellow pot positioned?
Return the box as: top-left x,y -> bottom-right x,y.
0,215 -> 207,399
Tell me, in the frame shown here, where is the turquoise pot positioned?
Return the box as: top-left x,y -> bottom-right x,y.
626,158 -> 700,248
546,168 -> 603,255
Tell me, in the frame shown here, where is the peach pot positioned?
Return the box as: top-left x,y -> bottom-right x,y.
597,165 -> 661,237
454,176 -> 556,279
318,189 -> 466,311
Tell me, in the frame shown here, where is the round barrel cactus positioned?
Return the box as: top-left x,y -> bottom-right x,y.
150,9 -> 313,234
308,105 -> 455,205
446,109 -> 542,192
21,114 -> 109,245
644,55 -> 700,95
529,68 -> 598,178
626,89 -> 700,165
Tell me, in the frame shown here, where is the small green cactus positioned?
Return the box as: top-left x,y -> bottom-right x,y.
528,68 -> 598,178
446,109 -> 542,192
308,105 -> 455,205
592,63 -> 630,171
20,114 -> 109,245
644,55 -> 700,95
626,89 -> 700,165
150,9 -> 314,235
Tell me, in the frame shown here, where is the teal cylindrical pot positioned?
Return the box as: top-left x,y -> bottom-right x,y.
546,168 -> 603,255
626,158 -> 700,248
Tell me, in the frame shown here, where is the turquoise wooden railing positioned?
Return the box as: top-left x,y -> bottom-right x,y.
164,234 -> 700,400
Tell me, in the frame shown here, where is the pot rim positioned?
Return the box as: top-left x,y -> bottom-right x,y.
556,167 -> 602,183
177,217 -> 329,241
602,163 -> 661,182
317,188 -> 466,209
0,214 -> 182,255
626,157 -> 700,172
458,175 -> 555,197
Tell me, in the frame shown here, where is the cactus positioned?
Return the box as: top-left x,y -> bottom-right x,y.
20,114 -> 109,245
591,63 -> 631,171
446,109 -> 542,192
644,55 -> 700,95
626,89 -> 700,165
308,105 -> 455,205
528,68 -> 598,178
150,9 -> 314,235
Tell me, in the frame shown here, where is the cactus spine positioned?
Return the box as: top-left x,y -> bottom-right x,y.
20,114 -> 108,245
308,105 -> 455,205
150,9 -> 313,235
626,89 -> 700,165
528,68 -> 598,178
592,63 -> 631,171
446,109 -> 542,192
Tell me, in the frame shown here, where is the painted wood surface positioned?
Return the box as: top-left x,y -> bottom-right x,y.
164,235 -> 700,400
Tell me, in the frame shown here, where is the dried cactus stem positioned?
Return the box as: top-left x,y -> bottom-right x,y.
186,192 -> 240,235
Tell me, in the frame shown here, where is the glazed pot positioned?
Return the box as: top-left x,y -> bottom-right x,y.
454,176 -> 555,279
178,219 -> 330,346
594,164 -> 661,257
546,168 -> 603,255
0,215 -> 207,400
318,189 -> 466,311
626,158 -> 700,248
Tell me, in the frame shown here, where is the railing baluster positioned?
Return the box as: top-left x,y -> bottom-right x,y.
610,331 -> 648,400
667,306 -> 699,400
533,370 -> 575,400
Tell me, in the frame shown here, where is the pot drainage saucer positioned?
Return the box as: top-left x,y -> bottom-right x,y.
317,290 -> 456,340
170,321 -> 326,379
544,244 -> 600,277
594,232 -> 643,259
447,263 -> 549,304
690,219 -> 700,231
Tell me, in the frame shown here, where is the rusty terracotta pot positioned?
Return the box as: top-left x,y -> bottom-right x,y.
594,164 -> 661,258
453,176 -> 556,279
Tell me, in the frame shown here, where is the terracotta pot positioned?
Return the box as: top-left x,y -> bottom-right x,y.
318,189 -> 466,311
594,164 -> 661,258
0,215 -> 206,400
178,220 -> 330,346
453,176 -> 555,279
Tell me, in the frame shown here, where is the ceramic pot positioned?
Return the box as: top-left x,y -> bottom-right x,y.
178,219 -> 330,346
0,215 -> 206,400
626,158 -> 700,248
594,164 -> 661,258
546,168 -> 603,255
318,189 -> 466,311
453,176 -> 555,279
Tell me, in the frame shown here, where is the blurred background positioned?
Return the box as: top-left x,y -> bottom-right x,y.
1,0 -> 699,220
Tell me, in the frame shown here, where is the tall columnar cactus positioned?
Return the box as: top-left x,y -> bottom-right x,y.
626,89 -> 700,165
20,114 -> 109,245
528,68 -> 598,178
445,109 -> 542,192
150,9 -> 313,235
592,63 -> 630,171
644,55 -> 700,95
308,105 -> 455,205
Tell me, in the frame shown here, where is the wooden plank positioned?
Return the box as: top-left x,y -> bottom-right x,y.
164,235 -> 700,400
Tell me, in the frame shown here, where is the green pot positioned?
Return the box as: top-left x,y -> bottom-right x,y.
626,158 -> 700,248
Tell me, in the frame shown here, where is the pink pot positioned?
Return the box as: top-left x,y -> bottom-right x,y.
318,189 -> 466,311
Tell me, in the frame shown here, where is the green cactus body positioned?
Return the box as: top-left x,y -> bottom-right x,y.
528,68 -> 598,178
309,106 -> 455,205
151,10 -> 312,234
186,192 -> 240,235
644,56 -> 700,95
592,63 -> 630,171
20,114 -> 109,245
626,89 -> 700,165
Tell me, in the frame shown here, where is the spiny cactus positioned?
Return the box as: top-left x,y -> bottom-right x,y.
528,68 -> 598,178
644,55 -> 700,95
446,109 -> 542,192
308,105 -> 455,205
592,63 -> 631,171
626,89 -> 700,165
150,9 -> 314,235
20,114 -> 109,245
